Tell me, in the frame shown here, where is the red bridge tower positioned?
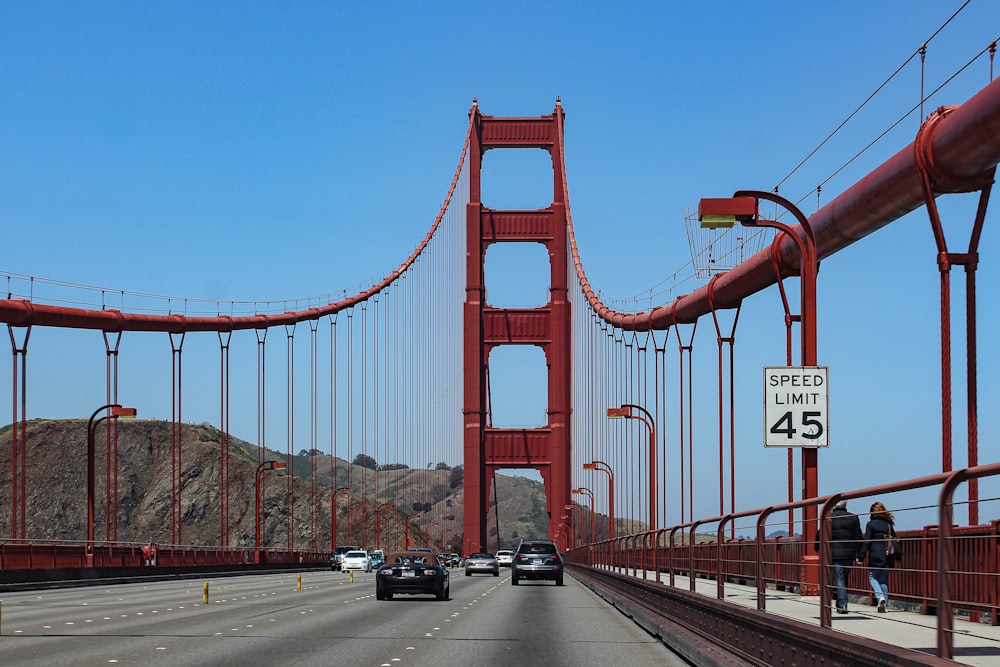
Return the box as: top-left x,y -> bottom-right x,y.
463,101 -> 573,554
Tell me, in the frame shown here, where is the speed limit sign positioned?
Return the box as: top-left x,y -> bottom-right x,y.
763,366 -> 829,448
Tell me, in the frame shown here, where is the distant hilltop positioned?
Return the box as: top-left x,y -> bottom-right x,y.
0,419 -> 554,551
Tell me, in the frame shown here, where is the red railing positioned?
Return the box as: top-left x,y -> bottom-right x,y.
0,540 -> 328,572
567,460 -> 1000,660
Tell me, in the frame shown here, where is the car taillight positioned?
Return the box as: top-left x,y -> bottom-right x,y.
423,569 -> 437,576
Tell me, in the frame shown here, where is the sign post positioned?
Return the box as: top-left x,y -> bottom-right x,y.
763,366 -> 829,448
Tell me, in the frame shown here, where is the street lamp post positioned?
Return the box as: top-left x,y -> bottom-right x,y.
571,487 -> 595,545
564,505 -> 579,550
402,513 -> 420,550
583,460 -> 615,540
607,404 -> 657,531
556,519 -> 571,552
331,486 -> 351,549
374,503 -> 395,550
699,190 -> 820,589
428,521 -> 438,549
255,460 -> 287,558
87,404 -> 136,565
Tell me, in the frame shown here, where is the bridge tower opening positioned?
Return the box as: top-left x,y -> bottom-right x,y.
463,100 -> 573,555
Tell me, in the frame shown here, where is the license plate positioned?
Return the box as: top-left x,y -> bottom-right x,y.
532,559 -> 542,565
402,569 -> 416,578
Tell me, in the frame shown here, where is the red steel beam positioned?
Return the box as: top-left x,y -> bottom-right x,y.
0,117 -> 477,333
2,78 -> 998,334
582,76 -> 1000,331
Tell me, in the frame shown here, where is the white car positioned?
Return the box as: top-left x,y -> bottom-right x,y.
341,550 -> 371,573
495,549 -> 514,567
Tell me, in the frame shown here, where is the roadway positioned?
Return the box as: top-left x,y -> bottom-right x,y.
0,569 -> 689,666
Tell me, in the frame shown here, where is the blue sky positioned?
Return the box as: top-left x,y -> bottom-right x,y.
2,2 -> 999,528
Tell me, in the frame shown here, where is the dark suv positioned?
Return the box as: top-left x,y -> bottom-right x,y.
511,540 -> 564,586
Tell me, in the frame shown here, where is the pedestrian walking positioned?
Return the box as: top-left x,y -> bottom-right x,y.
858,501 -> 898,613
823,499 -> 863,614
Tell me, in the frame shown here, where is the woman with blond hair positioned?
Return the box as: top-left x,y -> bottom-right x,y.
857,501 -> 897,613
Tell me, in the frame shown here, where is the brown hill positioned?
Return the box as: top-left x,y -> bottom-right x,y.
0,419 -> 560,553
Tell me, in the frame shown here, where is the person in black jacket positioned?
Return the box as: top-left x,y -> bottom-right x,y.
823,499 -> 863,614
858,501 -> 896,613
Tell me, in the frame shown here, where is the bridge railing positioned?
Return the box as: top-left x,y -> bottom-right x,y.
0,539 -> 328,573
567,460 -> 1000,660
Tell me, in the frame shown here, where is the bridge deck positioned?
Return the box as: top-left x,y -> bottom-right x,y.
620,567 -> 1000,665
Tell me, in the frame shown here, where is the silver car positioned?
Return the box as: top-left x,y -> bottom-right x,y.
464,552 -> 499,576
511,540 -> 563,586
495,549 -> 514,567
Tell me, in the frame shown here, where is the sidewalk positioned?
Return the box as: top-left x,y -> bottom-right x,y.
619,567 -> 1000,666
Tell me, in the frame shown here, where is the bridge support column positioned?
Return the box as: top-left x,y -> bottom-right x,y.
462,101 -> 574,553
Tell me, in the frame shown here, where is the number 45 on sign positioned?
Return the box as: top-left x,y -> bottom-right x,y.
763,366 -> 829,448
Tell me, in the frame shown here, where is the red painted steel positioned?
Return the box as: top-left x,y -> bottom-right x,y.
482,308 -> 552,343
463,101 -> 573,553
913,105 -> 994,517
571,77 -> 1000,331
484,428 -> 552,465
569,460 -> 1000,661
0,115 -> 475,334
697,196 -> 757,219
483,210 -> 556,240
8,326 -> 29,539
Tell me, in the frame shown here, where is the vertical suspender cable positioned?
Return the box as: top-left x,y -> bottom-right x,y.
309,319 -> 319,551
654,330 -> 667,529
10,326 -> 30,539
675,327 -> 686,524
257,327 -> 267,469
611,328 -> 620,535
329,314 -> 338,550
638,332 -> 650,528
170,332 -> 185,545
103,332 -> 122,542
218,331 -> 232,547
373,297 -> 379,514
393,281 -> 400,518
622,332 -> 632,532
360,302 -> 368,548
286,324 -> 295,550
347,309 -> 354,542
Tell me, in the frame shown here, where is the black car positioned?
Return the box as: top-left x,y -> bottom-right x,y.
511,540 -> 564,586
376,551 -> 451,600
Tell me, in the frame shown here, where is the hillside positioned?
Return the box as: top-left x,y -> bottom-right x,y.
0,419 -> 562,553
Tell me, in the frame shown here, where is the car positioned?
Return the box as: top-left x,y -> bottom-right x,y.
341,549 -> 372,573
437,553 -> 460,568
331,545 -> 362,571
369,549 -> 385,568
376,551 -> 450,601
464,552 -> 499,577
511,540 -> 564,586
495,549 -> 514,567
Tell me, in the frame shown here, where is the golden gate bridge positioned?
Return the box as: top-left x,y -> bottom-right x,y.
2,66 -> 1000,664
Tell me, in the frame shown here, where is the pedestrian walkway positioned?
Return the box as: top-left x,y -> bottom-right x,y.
619,567 -> 1000,666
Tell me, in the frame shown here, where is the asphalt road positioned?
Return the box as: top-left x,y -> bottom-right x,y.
0,569 -> 689,666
